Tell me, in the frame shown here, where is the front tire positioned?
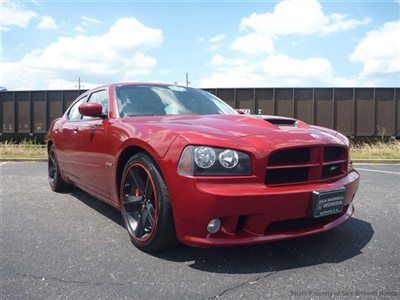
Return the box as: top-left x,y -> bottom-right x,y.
48,144 -> 71,192
120,153 -> 177,252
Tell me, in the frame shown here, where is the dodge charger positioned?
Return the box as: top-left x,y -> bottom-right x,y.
47,83 -> 360,252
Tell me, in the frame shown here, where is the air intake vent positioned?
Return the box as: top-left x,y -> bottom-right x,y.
265,167 -> 309,185
324,146 -> 345,162
264,118 -> 297,126
268,148 -> 311,165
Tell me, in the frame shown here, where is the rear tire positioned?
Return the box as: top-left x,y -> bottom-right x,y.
120,153 -> 178,252
48,144 -> 71,192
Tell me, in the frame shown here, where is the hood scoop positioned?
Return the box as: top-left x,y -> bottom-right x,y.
264,118 -> 297,127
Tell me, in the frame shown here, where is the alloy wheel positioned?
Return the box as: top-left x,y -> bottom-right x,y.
48,150 -> 57,184
122,164 -> 158,242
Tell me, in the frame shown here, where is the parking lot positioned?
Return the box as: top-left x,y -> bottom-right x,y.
1,162 -> 399,299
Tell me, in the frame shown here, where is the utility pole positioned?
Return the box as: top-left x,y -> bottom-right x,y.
185,73 -> 190,87
75,77 -> 84,94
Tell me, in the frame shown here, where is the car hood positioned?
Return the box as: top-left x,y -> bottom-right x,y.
120,114 -> 347,149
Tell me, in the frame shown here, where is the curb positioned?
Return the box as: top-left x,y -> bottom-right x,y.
1,158 -> 47,162
1,158 -> 399,164
353,159 -> 400,164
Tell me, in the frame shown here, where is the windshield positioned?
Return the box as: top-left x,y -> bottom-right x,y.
115,85 -> 237,117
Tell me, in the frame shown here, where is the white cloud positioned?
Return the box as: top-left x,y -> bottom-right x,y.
74,26 -> 84,33
81,15 -> 101,26
72,16 -> 101,33
323,13 -> 371,34
350,20 -> 400,78
209,34 -> 225,51
231,33 -> 274,55
201,0 -> 377,87
200,54 -> 374,88
37,15 -> 57,30
209,54 -> 230,66
232,0 -> 371,55
209,33 -> 225,43
208,54 -> 246,67
46,79 -> 98,90
158,69 -> 172,75
1,0 -> 37,30
1,17 -> 163,89
198,33 -> 226,51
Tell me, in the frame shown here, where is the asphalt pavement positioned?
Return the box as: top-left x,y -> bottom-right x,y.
1,162 -> 399,299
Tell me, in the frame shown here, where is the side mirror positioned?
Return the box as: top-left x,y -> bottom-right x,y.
79,102 -> 104,117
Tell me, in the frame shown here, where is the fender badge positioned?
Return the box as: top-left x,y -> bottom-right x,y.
105,162 -> 113,168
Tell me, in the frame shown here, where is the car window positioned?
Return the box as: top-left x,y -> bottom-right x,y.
116,85 -> 236,117
68,96 -> 87,121
83,89 -> 108,119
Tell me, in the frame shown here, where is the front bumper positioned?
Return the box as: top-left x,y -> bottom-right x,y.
167,170 -> 360,247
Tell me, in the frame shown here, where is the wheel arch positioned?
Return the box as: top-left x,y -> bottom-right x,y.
115,145 -> 164,203
47,139 -> 53,152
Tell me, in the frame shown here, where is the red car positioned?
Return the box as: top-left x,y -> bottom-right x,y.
48,83 -> 360,252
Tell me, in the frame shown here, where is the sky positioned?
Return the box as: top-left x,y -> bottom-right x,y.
1,0 -> 399,90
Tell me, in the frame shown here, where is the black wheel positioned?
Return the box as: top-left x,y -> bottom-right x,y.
120,153 -> 177,252
48,144 -> 71,192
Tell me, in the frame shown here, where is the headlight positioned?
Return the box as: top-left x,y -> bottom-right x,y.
178,146 -> 251,176
219,149 -> 239,168
194,147 -> 216,168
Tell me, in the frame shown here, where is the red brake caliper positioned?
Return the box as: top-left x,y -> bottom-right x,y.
134,188 -> 140,197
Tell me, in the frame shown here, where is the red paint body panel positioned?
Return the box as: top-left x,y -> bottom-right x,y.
48,83 -> 360,247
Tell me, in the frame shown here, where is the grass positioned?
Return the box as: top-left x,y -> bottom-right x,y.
350,140 -> 400,160
1,140 -> 400,160
1,140 -> 47,159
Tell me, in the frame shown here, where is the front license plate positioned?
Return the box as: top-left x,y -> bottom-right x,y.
311,187 -> 346,218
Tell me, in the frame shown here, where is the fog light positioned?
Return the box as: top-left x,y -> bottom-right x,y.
207,218 -> 221,233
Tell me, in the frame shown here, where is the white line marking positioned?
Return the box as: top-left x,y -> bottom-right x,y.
355,163 -> 400,166
356,168 -> 400,175
0,162 -> 8,166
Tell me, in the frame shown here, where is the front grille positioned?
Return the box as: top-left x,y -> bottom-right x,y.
324,146 -> 344,161
265,146 -> 347,185
268,148 -> 311,165
322,163 -> 343,178
265,167 -> 309,185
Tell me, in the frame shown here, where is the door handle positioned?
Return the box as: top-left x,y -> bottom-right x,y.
73,127 -> 79,133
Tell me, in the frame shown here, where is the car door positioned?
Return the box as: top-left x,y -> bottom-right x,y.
54,96 -> 87,178
74,89 -> 111,197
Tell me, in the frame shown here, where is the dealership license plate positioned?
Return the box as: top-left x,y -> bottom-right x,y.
311,187 -> 346,218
